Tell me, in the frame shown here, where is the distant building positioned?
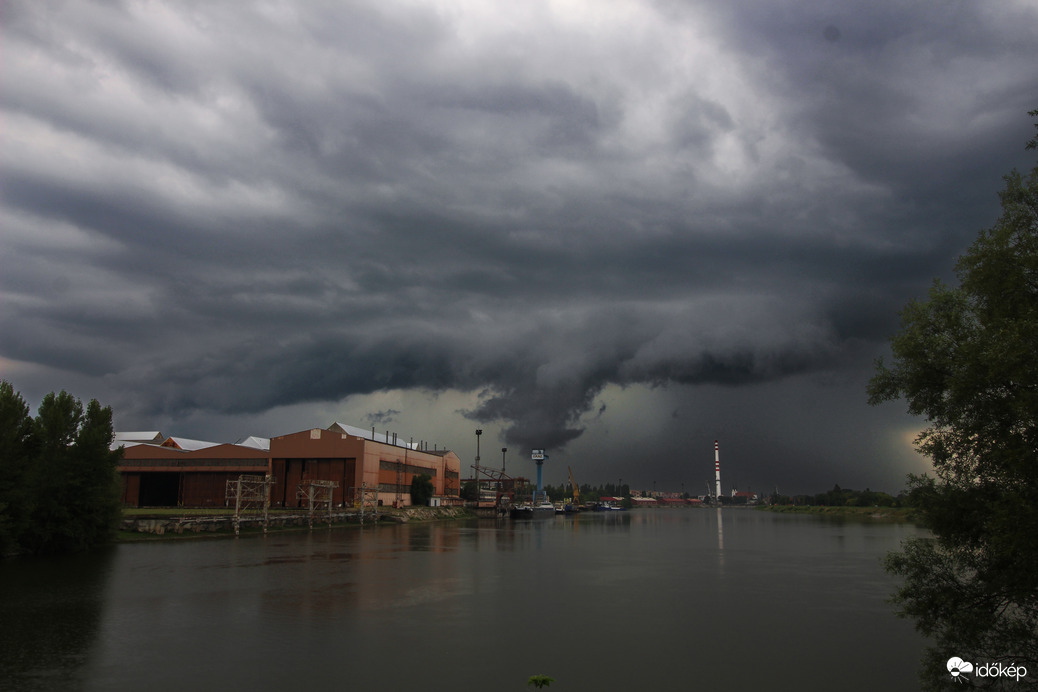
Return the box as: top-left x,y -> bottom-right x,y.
269,423 -> 460,508
118,440 -> 269,507
730,490 -> 759,505
116,422 -> 461,508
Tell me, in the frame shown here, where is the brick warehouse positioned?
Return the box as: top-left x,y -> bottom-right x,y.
118,422 -> 461,508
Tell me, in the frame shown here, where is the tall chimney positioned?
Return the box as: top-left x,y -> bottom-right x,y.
714,440 -> 722,504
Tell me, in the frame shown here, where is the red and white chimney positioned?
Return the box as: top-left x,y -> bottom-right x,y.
714,440 -> 722,503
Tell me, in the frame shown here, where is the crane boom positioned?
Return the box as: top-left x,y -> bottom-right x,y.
567,466 -> 580,506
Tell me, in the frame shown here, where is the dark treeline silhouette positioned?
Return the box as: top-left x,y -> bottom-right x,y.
770,484 -> 905,508
0,381 -> 122,556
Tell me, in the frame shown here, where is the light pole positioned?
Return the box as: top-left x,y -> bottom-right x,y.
499,447 -> 507,498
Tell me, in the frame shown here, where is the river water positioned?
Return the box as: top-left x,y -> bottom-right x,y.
1,509 -> 928,692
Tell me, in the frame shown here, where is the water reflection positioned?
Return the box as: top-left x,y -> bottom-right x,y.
0,549 -> 114,689
1,512 -> 930,692
715,506 -> 726,577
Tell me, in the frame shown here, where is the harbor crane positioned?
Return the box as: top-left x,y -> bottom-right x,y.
567,466 -> 580,508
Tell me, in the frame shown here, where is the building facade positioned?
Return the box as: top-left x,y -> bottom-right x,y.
119,442 -> 271,507
269,426 -> 460,508
118,423 -> 461,508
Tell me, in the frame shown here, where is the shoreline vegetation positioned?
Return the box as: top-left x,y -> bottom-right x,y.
758,505 -> 918,522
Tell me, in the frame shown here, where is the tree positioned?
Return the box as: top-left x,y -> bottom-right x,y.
409,473 -> 434,506
0,381 -> 33,555
0,382 -> 122,555
868,113 -> 1038,689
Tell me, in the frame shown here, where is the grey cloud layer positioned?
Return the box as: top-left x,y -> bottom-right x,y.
2,0 -> 1036,460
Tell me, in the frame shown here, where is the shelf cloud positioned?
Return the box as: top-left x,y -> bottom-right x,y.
3,0 -> 1036,492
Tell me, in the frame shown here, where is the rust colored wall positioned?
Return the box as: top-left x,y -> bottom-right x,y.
270,428 -> 461,507
121,473 -> 141,506
119,427 -> 461,508
119,444 -> 270,507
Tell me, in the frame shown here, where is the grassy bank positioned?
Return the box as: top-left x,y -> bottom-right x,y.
758,505 -> 919,522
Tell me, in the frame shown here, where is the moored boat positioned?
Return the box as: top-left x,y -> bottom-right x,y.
510,502 -> 556,519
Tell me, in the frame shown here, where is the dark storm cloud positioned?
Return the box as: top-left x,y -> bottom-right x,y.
2,0 -> 1036,488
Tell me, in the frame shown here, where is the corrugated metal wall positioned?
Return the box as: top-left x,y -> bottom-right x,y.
271,458 -> 355,507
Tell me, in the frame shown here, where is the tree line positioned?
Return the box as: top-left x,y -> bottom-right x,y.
0,381 -> 123,556
769,484 -> 904,508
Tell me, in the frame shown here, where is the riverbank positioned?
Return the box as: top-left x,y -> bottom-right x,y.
758,504 -> 919,522
116,505 -> 475,542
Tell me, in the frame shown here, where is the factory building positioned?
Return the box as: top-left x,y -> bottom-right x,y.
269,423 -> 461,508
118,441 -> 270,508
117,422 -> 461,509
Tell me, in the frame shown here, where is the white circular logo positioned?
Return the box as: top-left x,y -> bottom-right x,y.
947,657 -> 974,681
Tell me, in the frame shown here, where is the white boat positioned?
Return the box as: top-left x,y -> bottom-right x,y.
510,502 -> 555,519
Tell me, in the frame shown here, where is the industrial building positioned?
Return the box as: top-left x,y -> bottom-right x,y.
117,422 -> 461,509
118,439 -> 271,507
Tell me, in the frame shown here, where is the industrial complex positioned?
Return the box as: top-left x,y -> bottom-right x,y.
116,428 -> 754,513
116,422 -> 462,509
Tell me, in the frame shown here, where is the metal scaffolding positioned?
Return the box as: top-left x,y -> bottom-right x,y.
354,482 -> 379,525
296,480 -> 338,529
225,474 -> 275,536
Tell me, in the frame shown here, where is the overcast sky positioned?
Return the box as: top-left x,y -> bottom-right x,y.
3,0 -> 1036,494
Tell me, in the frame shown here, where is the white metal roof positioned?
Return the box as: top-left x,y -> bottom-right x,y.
236,436 -> 271,451
113,431 -> 164,443
327,421 -> 419,449
111,431 -> 165,451
164,437 -> 222,451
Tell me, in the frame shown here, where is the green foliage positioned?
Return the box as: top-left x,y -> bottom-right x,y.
460,480 -> 478,501
0,381 -> 32,555
0,381 -> 123,556
869,114 -> 1038,689
409,473 -> 434,506
805,485 -> 901,508
768,485 -> 902,508
527,674 -> 554,688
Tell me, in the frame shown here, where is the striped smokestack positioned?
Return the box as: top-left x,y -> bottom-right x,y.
714,440 -> 722,504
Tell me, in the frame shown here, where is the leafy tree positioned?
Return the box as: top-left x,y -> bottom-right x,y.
868,113 -> 1038,689
409,473 -> 434,506
460,480 -> 478,502
0,382 -> 33,555
0,382 -> 122,555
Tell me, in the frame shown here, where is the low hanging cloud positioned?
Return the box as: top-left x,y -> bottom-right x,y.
103,292 -> 841,452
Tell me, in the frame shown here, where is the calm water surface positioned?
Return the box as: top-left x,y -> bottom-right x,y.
1,509 -> 928,691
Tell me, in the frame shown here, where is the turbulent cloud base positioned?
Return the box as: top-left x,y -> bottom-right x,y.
2,0 -> 1036,492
